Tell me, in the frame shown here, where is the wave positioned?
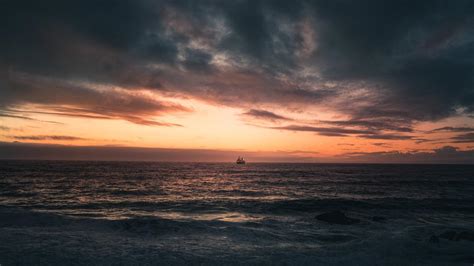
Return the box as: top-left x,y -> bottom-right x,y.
1,206 -> 473,266
3,195 -> 474,220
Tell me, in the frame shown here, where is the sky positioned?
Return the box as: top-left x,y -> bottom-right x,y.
1,0 -> 474,162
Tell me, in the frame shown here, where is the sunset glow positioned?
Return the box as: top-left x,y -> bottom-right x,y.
1,1 -> 474,162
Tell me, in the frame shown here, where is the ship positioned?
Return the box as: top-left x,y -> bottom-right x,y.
236,156 -> 246,164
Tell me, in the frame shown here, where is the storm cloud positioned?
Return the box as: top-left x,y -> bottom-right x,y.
1,0 -> 474,131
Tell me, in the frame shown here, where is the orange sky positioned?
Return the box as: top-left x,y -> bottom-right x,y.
1,1 -> 474,162
2,91 -> 473,160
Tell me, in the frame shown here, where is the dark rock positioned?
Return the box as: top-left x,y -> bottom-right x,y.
429,235 -> 439,243
315,211 -> 360,225
371,216 -> 386,223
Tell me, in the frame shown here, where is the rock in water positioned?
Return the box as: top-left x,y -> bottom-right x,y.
315,211 -> 360,225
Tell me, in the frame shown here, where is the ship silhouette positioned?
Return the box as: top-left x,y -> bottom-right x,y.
236,156 -> 246,164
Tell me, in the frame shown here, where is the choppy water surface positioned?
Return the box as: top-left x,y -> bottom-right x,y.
0,161 -> 473,265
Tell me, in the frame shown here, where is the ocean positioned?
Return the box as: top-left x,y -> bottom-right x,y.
0,161 -> 473,265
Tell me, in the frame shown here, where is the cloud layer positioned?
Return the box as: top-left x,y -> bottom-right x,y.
343,146 -> 474,164
1,142 -> 473,163
1,0 -> 473,142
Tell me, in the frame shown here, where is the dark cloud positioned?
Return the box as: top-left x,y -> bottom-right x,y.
343,146 -> 474,164
309,0 -> 474,121
0,141 -> 317,162
0,112 -> 63,124
0,0 -> 178,81
1,0 -> 473,130
270,125 -> 375,136
2,72 -> 189,126
320,119 -> 413,133
357,134 -> 414,140
1,113 -> 37,121
372,142 -> 391,147
242,109 -> 291,122
269,123 -> 416,140
451,132 -> 474,143
10,135 -> 86,141
432,126 -> 474,132
182,49 -> 214,72
0,0 -> 187,126
414,134 -> 474,145
414,138 -> 435,144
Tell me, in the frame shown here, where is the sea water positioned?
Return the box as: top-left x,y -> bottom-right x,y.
0,161 -> 473,265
